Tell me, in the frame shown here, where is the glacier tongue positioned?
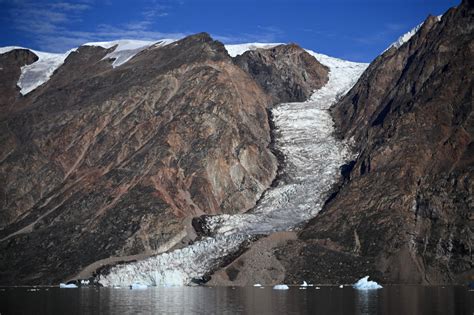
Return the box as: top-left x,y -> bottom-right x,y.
97,51 -> 368,287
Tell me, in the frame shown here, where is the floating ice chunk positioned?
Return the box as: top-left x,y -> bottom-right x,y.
339,284 -> 344,288
315,287 -> 321,290
273,284 -> 289,290
130,283 -> 148,290
59,283 -> 78,288
253,284 -> 262,287
301,281 -> 308,287
353,276 -> 382,290
80,280 -> 90,285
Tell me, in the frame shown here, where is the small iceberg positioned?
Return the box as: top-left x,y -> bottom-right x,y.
339,284 -> 344,288
301,281 -> 308,287
353,276 -> 382,290
273,284 -> 289,290
59,283 -> 78,288
130,283 -> 148,290
81,280 -> 90,285
253,284 -> 262,287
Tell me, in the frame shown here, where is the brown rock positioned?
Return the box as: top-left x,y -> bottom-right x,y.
0,34 -> 326,285
234,44 -> 329,103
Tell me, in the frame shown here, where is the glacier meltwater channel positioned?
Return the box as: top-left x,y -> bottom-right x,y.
97,50 -> 368,287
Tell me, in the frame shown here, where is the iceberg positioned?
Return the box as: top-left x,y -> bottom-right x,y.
253,284 -> 262,287
130,283 -> 148,290
59,283 -> 78,288
353,276 -> 382,290
273,284 -> 289,290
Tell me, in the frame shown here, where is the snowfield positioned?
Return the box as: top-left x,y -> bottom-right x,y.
97,46 -> 368,287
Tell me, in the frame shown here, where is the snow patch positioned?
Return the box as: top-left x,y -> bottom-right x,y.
59,283 -> 78,288
273,284 -> 290,290
353,276 -> 383,290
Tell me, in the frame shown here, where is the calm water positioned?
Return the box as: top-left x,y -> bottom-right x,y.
0,286 -> 472,314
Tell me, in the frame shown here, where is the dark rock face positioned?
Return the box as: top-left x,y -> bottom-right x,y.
279,1 -> 473,284
0,49 -> 38,118
234,44 -> 329,103
0,34 -> 325,284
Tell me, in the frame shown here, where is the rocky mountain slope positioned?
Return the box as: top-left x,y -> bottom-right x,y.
0,34 -> 328,284
277,0 -> 473,284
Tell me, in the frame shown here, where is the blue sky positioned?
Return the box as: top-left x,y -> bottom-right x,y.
0,0 -> 458,62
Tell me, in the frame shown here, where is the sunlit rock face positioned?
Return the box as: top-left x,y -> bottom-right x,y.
234,44 -> 329,103
0,33 -> 328,285
278,0 -> 474,285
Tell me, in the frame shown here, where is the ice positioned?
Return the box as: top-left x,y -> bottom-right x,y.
0,47 -> 73,95
80,280 -> 90,285
59,283 -> 78,288
301,281 -> 308,287
273,284 -> 290,290
353,276 -> 383,290
253,284 -> 262,287
96,47 -> 367,288
130,283 -> 148,290
224,43 -> 281,57
84,39 -> 175,68
0,38 -> 176,95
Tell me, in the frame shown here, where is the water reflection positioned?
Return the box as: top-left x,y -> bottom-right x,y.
0,286 -> 472,315
355,289 -> 378,314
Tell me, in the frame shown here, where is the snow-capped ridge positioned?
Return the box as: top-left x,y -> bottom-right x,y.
1,47 -> 73,95
224,43 -> 281,57
384,15 -> 443,53
84,38 -> 176,67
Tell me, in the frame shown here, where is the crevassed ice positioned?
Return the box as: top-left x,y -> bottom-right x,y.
98,48 -> 368,287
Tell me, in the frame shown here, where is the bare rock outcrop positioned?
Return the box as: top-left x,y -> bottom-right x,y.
234,44 -> 329,103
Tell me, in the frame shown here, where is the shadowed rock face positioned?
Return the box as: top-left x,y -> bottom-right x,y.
0,33 -> 327,284
278,1 -> 473,284
234,44 -> 329,103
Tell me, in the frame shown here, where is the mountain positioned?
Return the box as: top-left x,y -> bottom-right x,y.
0,34 -> 329,284
274,0 -> 473,284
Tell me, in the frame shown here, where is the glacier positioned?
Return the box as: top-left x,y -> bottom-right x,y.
96,47 -> 368,287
